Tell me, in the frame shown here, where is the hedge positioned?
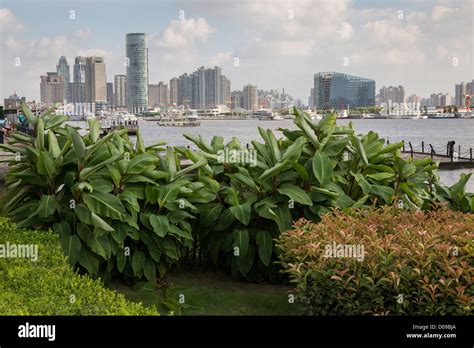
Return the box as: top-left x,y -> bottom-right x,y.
278,207 -> 474,315
0,217 -> 158,315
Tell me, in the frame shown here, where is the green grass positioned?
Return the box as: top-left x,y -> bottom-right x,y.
110,269 -> 299,316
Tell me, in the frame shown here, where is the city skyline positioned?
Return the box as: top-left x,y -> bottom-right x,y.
0,0 -> 472,102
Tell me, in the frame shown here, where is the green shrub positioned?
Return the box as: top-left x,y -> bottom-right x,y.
278,207 -> 474,315
1,103 -> 473,283
0,217 -> 158,315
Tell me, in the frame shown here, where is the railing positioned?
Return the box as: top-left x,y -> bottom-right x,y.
398,139 -> 473,163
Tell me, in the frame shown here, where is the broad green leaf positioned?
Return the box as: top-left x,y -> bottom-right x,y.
277,183 -> 312,206
312,152 -> 333,187
78,248 -> 99,275
83,190 -> 125,219
149,214 -> 169,237
36,195 -> 59,218
233,229 -> 249,257
256,230 -> 273,266
132,251 -> 146,277
229,202 -> 251,225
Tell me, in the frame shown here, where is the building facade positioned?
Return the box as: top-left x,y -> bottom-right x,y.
40,72 -> 65,104
84,56 -> 107,103
114,75 -> 127,108
379,85 -> 405,104
56,56 -> 70,101
169,77 -> 178,106
314,72 -> 375,109
4,92 -> 25,109
243,84 -> 258,110
148,82 -> 169,107
107,82 -> 114,109
126,33 -> 148,114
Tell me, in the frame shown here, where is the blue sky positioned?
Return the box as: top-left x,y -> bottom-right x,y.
1,0 -> 472,102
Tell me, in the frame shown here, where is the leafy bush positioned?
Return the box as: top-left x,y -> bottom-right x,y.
0,103 -> 207,282
278,207 -> 474,315
180,109 -> 473,281
1,103 -> 472,283
0,217 -> 158,315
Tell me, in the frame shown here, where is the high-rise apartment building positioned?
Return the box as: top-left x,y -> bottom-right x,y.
40,72 -> 65,104
84,56 -> 107,103
126,33 -> 148,114
114,75 -> 127,108
455,82 -> 466,106
231,91 -> 243,109
314,72 -> 375,109
220,75 -> 231,107
107,82 -> 114,109
243,84 -> 258,110
56,56 -> 70,101
379,85 -> 405,104
148,82 -> 169,107
169,77 -> 178,105
175,66 -> 230,109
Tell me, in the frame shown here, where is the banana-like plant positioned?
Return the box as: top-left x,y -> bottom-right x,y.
0,102 -> 206,282
180,107 -> 473,280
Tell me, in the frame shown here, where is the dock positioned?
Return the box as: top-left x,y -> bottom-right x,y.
400,140 -> 474,169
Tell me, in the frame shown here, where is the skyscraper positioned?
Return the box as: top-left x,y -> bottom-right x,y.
169,77 -> 178,106
177,73 -> 192,107
243,84 -> 258,110
148,82 -> 169,107
379,85 -> 405,104
220,75 -> 231,107
114,75 -> 127,108
73,57 -> 87,84
40,72 -> 65,104
126,33 -> 148,114
455,82 -> 466,106
314,72 -> 375,109
107,82 -> 114,109
56,56 -> 70,101
84,57 -> 107,103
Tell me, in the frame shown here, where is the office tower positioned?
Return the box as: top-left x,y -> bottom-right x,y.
107,82 -> 114,109
309,88 -> 315,108
379,85 -> 405,104
114,75 -> 127,108
231,91 -> 243,109
56,56 -> 70,101
169,77 -> 178,105
177,73 -> 192,107
243,84 -> 258,110
126,33 -> 148,114
68,82 -> 85,104
314,72 -> 375,109
73,56 -> 87,83
148,82 -> 169,107
220,75 -> 231,107
40,72 -> 65,104
84,56 -> 107,103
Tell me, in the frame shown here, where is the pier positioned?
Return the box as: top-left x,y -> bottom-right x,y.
400,140 -> 474,169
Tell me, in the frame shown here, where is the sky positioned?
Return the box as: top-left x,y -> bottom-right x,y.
0,0 -> 473,102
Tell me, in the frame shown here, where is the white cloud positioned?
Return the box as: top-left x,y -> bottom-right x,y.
73,28 -> 92,40
432,5 -> 460,21
76,48 -> 107,58
150,17 -> 215,48
0,8 -> 24,32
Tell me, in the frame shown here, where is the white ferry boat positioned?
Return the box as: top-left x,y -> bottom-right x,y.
158,108 -> 201,127
255,109 -> 283,120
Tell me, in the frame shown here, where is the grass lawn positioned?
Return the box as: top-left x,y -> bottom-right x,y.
110,269 -> 299,316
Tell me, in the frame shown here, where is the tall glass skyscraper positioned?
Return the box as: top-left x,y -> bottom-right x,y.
314,72 -> 375,109
126,33 -> 148,114
56,56 -> 70,101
